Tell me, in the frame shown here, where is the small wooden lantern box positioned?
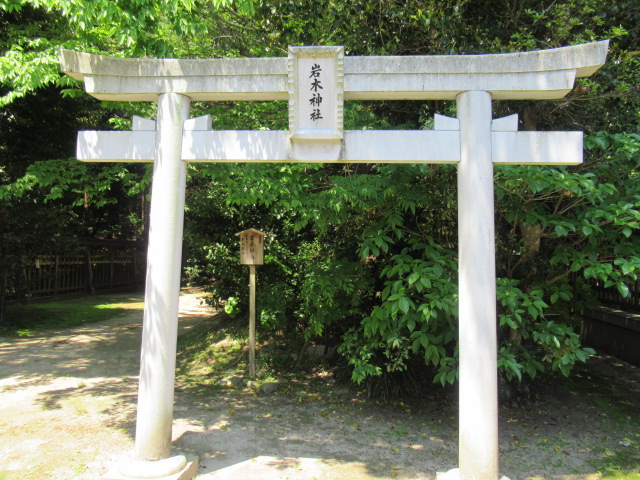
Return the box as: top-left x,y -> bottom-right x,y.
236,228 -> 265,265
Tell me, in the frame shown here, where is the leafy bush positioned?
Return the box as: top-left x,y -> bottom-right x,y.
184,132 -> 640,398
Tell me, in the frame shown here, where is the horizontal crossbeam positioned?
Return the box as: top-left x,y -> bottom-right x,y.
77,129 -> 582,165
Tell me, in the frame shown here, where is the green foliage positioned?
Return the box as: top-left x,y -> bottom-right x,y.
223,296 -> 240,317
187,129 -> 640,395
2,0 -> 640,397
341,239 -> 458,384
497,279 -> 594,381
0,158 -> 145,207
0,0 -> 256,104
496,131 -> 640,296
0,87 -> 147,316
297,239 -> 373,340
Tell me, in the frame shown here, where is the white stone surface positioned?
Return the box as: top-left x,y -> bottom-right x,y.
436,468 -> 461,480
457,90 -> 499,480
345,69 -> 577,100
120,453 -> 186,477
80,129 -> 460,163
135,93 -> 190,461
341,130 -> 459,163
59,40 -> 608,102
184,130 -> 287,162
77,130 -> 155,162
434,113 -> 582,165
184,114 -> 212,131
288,46 -> 344,137
492,114 -> 518,132
436,468 -> 511,480
434,113 -> 461,131
81,128 -> 582,165
345,40 -> 609,77
133,116 -> 156,130
104,454 -> 199,480
435,113 -> 519,131
492,131 -> 583,165
288,46 -> 344,161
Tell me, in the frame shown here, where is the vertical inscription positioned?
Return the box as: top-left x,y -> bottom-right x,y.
295,55 -> 335,132
309,63 -> 323,122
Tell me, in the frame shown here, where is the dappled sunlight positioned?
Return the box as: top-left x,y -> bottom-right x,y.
523,475 -> 606,480
168,351 -> 640,480
0,292 -> 209,388
2,292 -> 638,479
178,292 -> 216,319
169,388 -> 459,479
0,291 -> 216,479
191,453 -> 435,479
0,321 -> 142,387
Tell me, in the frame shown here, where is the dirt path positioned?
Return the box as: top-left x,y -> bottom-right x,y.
1,292 -> 639,480
0,293 -> 209,480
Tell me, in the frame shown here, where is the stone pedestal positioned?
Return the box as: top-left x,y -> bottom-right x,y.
437,468 -> 511,480
103,453 -> 199,480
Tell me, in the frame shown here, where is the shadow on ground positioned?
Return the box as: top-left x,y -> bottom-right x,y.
1,291 -> 639,480
0,292 -> 213,480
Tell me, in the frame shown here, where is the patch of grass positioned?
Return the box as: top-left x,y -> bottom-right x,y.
590,447 -> 640,480
258,349 -> 298,374
176,313 -> 248,395
1,295 -> 144,336
175,313 -> 329,397
563,364 -> 640,426
557,363 -> 640,479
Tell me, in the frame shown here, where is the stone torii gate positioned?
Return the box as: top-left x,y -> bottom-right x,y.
59,41 -> 608,480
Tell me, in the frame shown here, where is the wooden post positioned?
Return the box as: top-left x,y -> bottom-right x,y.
236,228 -> 265,378
0,271 -> 7,323
109,249 -> 115,290
54,255 -> 59,296
249,264 -> 256,377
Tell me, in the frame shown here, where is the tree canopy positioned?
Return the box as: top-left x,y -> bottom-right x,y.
1,0 -> 639,396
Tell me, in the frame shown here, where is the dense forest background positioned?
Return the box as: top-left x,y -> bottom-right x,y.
1,0 -> 639,395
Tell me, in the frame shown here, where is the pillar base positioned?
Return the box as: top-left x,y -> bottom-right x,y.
436,468 -> 511,480
103,452 -> 199,480
436,468 -> 460,480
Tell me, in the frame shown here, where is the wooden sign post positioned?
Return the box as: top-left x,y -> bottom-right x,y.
236,228 -> 265,377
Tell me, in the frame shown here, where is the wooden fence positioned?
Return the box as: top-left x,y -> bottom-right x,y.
3,239 -> 145,302
587,278 -> 640,312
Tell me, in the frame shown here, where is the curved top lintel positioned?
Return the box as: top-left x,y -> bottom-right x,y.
346,40 -> 610,78
59,40 -> 609,102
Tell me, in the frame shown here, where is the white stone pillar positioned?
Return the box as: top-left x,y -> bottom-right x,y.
135,93 -> 190,461
456,90 -> 499,480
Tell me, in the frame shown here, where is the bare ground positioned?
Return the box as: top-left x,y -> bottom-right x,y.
0,291 -> 638,480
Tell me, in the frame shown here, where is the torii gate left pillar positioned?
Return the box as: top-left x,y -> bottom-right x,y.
136,93 -> 190,462
60,41 -> 608,480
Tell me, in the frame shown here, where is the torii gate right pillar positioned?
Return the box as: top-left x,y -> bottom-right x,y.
457,90 -> 499,480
